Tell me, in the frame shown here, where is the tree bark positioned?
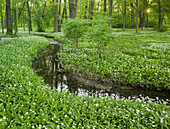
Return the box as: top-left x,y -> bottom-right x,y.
54,0 -> 59,32
64,0 -> 67,20
104,0 -> 107,15
75,0 -> 78,17
146,13 -> 148,28
123,0 -> 126,32
15,0 -> 18,39
69,0 -> 75,18
140,13 -> 145,30
6,0 -> 12,35
89,0 -> 94,20
136,0 -> 139,33
1,6 -> 4,34
18,0 -> 26,20
58,0 -> 62,32
158,0 -> 162,31
131,1 -> 135,28
26,0 -> 32,34
109,0 -> 113,26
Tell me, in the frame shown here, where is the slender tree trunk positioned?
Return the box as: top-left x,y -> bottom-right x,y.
123,0 -> 126,32
23,12 -> 25,31
104,0 -> 107,15
60,7 -> 65,26
15,0 -> 18,39
18,0 -> 26,19
146,13 -> 148,28
69,0 -> 75,18
118,3 -> 119,27
131,1 -> 135,28
12,0 -> 15,34
6,0 -> 12,35
26,0 -> 32,34
58,0 -> 62,32
75,0 -> 78,17
109,0 -> 113,26
136,0 -> 139,33
158,0 -> 162,31
139,9 -> 141,28
89,0 -> 94,20
1,6 -> 4,34
64,0 -> 67,20
54,0 -> 59,32
141,13 -> 145,30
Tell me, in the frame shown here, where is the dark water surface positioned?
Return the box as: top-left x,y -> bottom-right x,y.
31,40 -> 170,103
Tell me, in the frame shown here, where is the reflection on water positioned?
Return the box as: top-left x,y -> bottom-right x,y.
31,42 -> 170,103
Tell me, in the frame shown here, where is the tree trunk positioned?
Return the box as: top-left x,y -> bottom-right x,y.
123,0 -> 126,32
18,0 -> 26,20
136,0 -> 139,33
58,0 -> 62,32
54,0 -> 59,32
69,0 -> 75,18
23,13 -> 25,31
104,0 -> 107,15
6,0 -> 12,35
75,0 -> 78,17
109,0 -> 113,26
89,0 -> 94,20
1,6 -> 4,34
64,0 -> 67,20
146,13 -> 148,28
141,13 -> 145,30
26,0 -> 32,34
12,0 -> 15,34
158,0 -> 162,31
16,0 -> 18,39
131,1 -> 135,28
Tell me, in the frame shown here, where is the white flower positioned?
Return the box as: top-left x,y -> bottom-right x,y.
0,119 -> 2,122
3,116 -> 6,119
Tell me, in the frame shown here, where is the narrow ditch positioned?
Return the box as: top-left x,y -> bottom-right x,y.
31,38 -> 170,104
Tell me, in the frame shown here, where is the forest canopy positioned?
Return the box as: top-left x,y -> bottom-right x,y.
0,0 -> 170,35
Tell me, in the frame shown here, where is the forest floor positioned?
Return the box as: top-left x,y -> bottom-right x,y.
57,29 -> 170,90
0,29 -> 170,128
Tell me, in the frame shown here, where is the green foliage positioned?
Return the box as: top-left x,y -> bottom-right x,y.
62,18 -> 90,48
0,36 -> 170,128
84,18 -> 114,53
54,32 -> 70,44
58,29 -> 170,90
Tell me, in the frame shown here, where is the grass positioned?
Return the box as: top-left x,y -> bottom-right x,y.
58,29 -> 170,90
0,35 -> 170,128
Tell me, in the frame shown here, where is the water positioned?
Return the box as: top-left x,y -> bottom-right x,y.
31,39 -> 170,103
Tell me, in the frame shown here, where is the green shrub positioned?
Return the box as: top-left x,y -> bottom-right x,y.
62,18 -> 90,48
84,18 -> 114,57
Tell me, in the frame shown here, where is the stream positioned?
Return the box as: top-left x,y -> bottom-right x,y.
31,39 -> 170,103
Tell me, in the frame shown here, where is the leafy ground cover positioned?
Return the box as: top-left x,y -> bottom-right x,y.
0,36 -> 170,128
58,29 -> 170,90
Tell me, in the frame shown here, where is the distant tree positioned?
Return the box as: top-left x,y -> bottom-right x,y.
26,0 -> 32,34
136,0 -> 139,33
104,0 -> 107,15
6,0 -> 12,34
123,0 -> 126,32
109,0 -> 113,26
89,0 -> 94,20
158,0 -> 162,31
54,0 -> 59,32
